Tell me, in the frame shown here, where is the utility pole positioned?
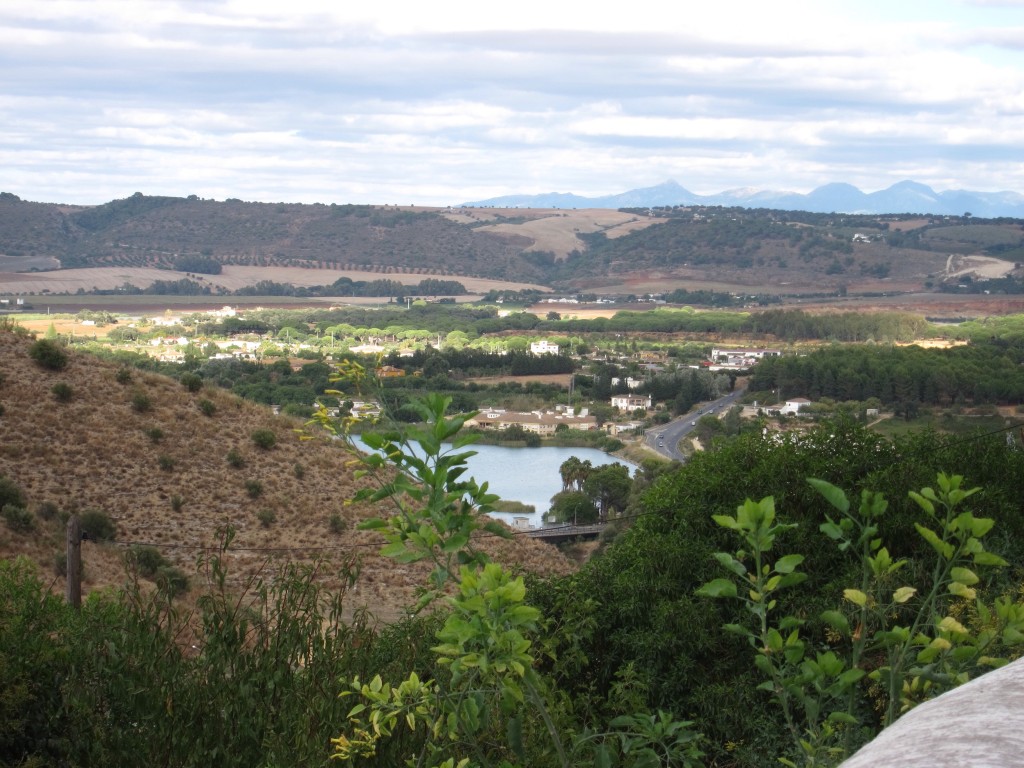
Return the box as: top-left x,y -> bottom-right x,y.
66,515 -> 82,609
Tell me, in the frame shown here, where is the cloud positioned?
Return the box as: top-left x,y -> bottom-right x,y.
1,0 -> 1023,204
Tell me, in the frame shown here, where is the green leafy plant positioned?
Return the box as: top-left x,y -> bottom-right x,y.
115,366 -> 133,384
698,473 -> 1024,766
145,426 -> 164,443
320,377 -> 704,768
158,455 -> 176,472
328,513 -> 346,534
245,479 -> 263,499
226,448 -> 244,468
198,398 -> 216,416
170,494 -> 185,512
256,508 -> 276,527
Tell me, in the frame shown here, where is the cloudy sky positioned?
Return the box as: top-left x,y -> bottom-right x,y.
3,0 -> 1023,206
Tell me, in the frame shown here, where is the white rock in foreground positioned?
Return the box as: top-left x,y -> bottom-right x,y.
842,658 -> 1024,767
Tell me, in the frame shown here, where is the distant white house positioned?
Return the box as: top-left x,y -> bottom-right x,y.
530,340 -> 559,356
778,397 -> 812,415
610,394 -> 651,410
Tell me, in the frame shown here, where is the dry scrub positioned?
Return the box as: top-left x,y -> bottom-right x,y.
0,331 -> 575,618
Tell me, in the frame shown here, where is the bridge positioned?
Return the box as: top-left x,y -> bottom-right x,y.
525,523 -> 605,544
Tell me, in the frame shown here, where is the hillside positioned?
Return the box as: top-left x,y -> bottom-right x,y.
0,327 -> 575,616
2,191 -> 1024,297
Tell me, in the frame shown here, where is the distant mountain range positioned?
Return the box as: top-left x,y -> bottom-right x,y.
459,180 -> 1024,219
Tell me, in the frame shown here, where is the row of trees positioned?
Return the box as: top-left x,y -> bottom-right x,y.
749,341 -> 1024,406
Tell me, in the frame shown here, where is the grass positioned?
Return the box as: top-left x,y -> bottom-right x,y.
869,412 -> 1015,439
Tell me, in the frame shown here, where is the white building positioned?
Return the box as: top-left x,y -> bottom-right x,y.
530,340 -> 559,356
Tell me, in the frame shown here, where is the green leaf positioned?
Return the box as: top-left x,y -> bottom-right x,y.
506,716 -> 524,757
713,552 -> 749,577
843,589 -> 868,607
892,586 -> 917,604
948,582 -> 977,600
820,610 -> 850,636
774,554 -> 804,574
950,567 -> 979,585
696,578 -> 737,599
808,478 -> 849,512
915,523 -> 954,559
973,551 -> 1008,567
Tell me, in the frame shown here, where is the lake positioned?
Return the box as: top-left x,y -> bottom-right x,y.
355,438 -> 631,528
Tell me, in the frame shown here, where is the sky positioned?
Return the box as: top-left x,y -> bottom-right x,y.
2,0 -> 1024,206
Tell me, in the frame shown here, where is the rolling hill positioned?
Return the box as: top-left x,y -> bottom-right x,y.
2,191 -> 1024,298
0,326 -> 575,617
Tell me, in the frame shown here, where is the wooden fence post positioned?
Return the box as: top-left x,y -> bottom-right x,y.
66,514 -> 81,609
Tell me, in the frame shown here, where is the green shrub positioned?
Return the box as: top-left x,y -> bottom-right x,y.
155,565 -> 190,598
115,367 -> 133,384
53,550 -> 67,576
51,381 -> 73,402
80,509 -> 116,542
251,428 -> 276,450
28,338 -> 68,371
198,398 -> 216,416
128,545 -> 168,578
2,504 -> 34,533
293,462 -> 305,480
180,372 -> 203,393
131,391 -> 152,413
256,508 -> 276,527
170,494 -> 184,512
0,475 -> 27,510
226,449 -> 245,468
158,455 -> 176,472
36,501 -> 59,521
245,480 -> 263,498
145,426 -> 164,443
328,513 -> 346,534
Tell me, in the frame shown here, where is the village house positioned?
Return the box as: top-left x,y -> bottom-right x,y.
610,394 -> 652,410
464,408 -> 598,435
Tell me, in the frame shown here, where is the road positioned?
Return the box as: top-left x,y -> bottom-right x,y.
643,388 -> 745,461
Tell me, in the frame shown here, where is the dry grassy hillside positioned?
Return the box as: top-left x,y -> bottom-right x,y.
0,329 -> 575,618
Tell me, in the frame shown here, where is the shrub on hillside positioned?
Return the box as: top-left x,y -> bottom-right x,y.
2,504 -> 34,533
155,565 -> 190,598
28,339 -> 68,371
128,545 -> 168,578
115,367 -> 133,384
251,428 -> 276,450
256,508 -> 276,527
131,391 -> 153,413
51,382 -> 73,402
245,480 -> 263,499
198,398 -> 216,416
180,372 -> 203,393
80,509 -> 116,542
0,476 -> 27,510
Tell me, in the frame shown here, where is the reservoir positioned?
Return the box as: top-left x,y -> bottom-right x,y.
356,438 -> 631,528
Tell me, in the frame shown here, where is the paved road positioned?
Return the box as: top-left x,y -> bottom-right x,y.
643,388 -> 745,461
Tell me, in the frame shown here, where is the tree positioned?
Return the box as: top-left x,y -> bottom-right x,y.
547,491 -> 599,525
582,463 -> 632,522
